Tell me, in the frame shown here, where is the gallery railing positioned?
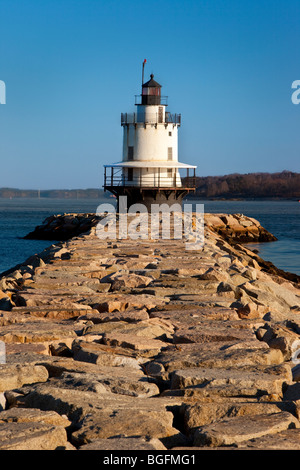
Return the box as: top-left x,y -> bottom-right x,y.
104,167 -> 195,189
121,112 -> 181,126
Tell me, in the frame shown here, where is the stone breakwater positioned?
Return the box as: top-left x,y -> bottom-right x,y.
23,213 -> 101,242
24,211 -> 278,244
0,213 -> 299,450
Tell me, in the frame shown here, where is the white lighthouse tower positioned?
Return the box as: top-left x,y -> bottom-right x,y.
104,64 -> 196,210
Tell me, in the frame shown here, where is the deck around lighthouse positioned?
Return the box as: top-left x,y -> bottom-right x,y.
103,163 -> 196,190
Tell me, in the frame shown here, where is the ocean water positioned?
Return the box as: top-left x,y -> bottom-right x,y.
0,197 -> 299,276
0,197 -> 107,275
198,199 -> 300,276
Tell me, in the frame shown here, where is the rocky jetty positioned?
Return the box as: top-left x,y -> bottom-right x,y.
23,213 -> 101,241
24,212 -> 277,244
204,213 -> 277,244
0,213 -> 299,450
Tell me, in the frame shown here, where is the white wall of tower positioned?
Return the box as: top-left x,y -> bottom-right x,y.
121,100 -> 182,187
123,124 -> 178,162
122,106 -> 179,163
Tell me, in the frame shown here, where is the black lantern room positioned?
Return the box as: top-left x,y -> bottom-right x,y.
141,74 -> 162,105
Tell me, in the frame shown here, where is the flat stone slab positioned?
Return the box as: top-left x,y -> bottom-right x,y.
0,421 -> 69,450
238,428 -> 300,449
71,407 -> 187,449
182,400 -> 299,434
36,356 -> 140,377
172,323 -> 256,344
77,308 -> 149,323
7,383 -> 134,422
0,407 -> 71,428
149,305 -> 240,323
11,381 -> 183,448
42,368 -> 160,398
0,310 -> 50,326
11,306 -> 99,320
92,293 -> 166,313
15,291 -> 87,307
83,317 -> 174,341
79,437 -> 167,450
72,340 -> 143,367
0,364 -> 49,392
155,342 -> 284,373
0,321 -> 78,344
102,332 -> 169,357
193,411 -> 300,447
6,342 -> 50,356
170,366 -> 291,398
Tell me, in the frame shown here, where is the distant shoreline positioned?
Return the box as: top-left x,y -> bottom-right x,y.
1,170 -> 299,200
186,196 -> 300,201
0,188 -> 110,199
0,191 -> 298,202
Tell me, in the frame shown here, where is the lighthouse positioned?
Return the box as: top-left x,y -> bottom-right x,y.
103,64 -> 197,211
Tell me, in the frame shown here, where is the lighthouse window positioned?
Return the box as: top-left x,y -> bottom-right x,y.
168,147 -> 173,160
167,169 -> 173,177
128,168 -> 133,181
149,88 -> 160,96
128,146 -> 134,161
158,107 -> 163,123
169,131 -> 172,137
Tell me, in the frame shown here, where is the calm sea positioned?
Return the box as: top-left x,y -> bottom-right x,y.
0,198 -> 299,276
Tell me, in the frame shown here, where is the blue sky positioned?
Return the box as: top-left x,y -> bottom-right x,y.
0,0 -> 300,189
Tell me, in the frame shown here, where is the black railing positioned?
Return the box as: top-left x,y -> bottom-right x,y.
166,112 -> 181,125
104,167 -> 195,189
121,112 -> 181,126
135,95 -> 168,105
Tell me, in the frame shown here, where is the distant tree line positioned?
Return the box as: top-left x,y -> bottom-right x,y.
1,171 -> 299,199
186,171 -> 300,199
0,188 -> 107,199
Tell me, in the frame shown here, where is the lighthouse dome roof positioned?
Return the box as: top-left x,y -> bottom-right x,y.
142,74 -> 161,88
